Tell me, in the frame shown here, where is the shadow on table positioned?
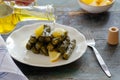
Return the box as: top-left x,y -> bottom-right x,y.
104,43 -> 119,55
13,55 -> 87,76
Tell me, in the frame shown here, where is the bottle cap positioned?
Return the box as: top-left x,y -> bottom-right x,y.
107,27 -> 119,45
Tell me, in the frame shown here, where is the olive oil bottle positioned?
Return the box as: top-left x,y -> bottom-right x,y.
0,5 -> 55,34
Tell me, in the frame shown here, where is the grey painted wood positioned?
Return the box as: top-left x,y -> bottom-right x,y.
1,0 -> 120,80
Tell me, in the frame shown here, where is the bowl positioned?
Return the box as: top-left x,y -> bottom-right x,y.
78,0 -> 115,13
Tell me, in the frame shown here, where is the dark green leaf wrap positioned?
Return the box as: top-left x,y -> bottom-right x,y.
29,34 -> 37,44
40,46 -> 49,56
31,46 -> 40,54
52,33 -> 67,45
39,25 -> 51,42
63,39 -> 76,60
35,41 -> 43,50
47,43 -> 54,51
26,42 -> 33,50
57,36 -> 70,54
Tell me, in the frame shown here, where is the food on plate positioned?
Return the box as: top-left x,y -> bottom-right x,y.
49,50 -> 61,62
57,36 -> 70,54
26,42 -> 32,50
35,24 -> 44,38
81,0 -> 113,6
51,28 -> 67,37
63,39 -> 76,60
51,28 -> 68,45
38,25 -> 52,42
26,24 -> 76,62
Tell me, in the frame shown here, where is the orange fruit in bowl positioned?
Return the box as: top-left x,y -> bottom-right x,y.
80,0 -> 94,4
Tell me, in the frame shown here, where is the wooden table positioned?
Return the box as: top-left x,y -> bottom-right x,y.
2,0 -> 120,80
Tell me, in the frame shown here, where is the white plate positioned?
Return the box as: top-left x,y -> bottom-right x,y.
6,22 -> 87,67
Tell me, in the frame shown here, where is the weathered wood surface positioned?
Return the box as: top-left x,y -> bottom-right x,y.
2,0 -> 120,80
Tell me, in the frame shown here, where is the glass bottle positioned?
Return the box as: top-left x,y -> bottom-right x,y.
0,2 -> 55,34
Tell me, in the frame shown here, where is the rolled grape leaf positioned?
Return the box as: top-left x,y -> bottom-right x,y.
57,36 -> 70,54
63,39 -> 76,60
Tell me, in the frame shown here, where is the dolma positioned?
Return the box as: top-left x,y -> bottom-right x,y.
63,39 -> 76,60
